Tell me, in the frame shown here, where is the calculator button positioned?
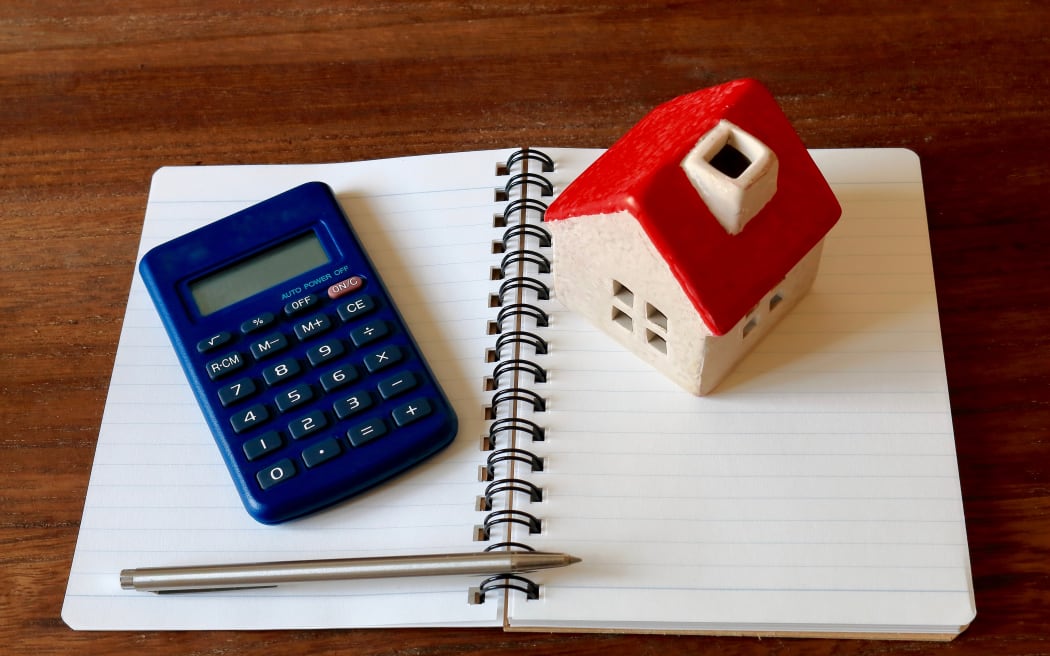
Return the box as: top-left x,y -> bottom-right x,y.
197,331 -> 231,353
231,404 -> 270,433
240,312 -> 275,334
337,294 -> 377,322
249,332 -> 289,360
257,458 -> 297,490
350,320 -> 389,347
293,313 -> 332,341
378,371 -> 418,399
284,294 -> 319,316
306,338 -> 345,366
243,430 -> 283,461
319,365 -> 358,392
205,351 -> 246,380
347,418 -> 387,447
262,358 -> 301,386
275,383 -> 314,413
218,377 -> 257,407
363,345 -> 402,372
302,437 -> 342,468
333,390 -> 373,419
327,275 -> 365,299
392,398 -> 432,427
288,410 -> 328,440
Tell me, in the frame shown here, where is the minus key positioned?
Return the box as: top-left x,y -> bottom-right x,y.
378,371 -> 418,399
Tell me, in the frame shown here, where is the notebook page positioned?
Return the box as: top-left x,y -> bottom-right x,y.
509,149 -> 975,635
62,150 -> 529,630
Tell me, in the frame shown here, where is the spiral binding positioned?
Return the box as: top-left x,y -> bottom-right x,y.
481,447 -> 545,481
494,302 -> 549,333
473,148 -> 555,604
497,276 -> 550,304
476,509 -> 543,541
469,574 -> 540,605
476,478 -> 543,511
492,330 -> 548,360
498,249 -> 551,277
503,147 -> 555,174
487,416 -> 545,444
501,222 -> 552,249
502,172 -> 553,199
492,358 -> 547,386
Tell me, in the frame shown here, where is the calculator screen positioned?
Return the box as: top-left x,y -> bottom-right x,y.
190,231 -> 330,316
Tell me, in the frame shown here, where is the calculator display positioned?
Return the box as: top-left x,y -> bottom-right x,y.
190,231 -> 330,316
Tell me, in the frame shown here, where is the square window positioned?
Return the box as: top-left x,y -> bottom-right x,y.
612,306 -> 633,332
646,303 -> 668,331
769,291 -> 784,311
743,317 -> 758,338
646,330 -> 668,355
612,280 -> 634,308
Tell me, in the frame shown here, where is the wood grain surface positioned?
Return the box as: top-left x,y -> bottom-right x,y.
2,2 -> 1048,654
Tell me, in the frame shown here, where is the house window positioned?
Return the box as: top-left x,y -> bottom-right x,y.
769,290 -> 784,311
646,329 -> 668,354
680,119 -> 779,236
742,304 -> 759,338
612,306 -> 633,332
646,303 -> 668,330
611,281 -> 634,333
742,316 -> 759,338
742,290 -> 784,339
613,280 -> 634,307
610,280 -> 669,356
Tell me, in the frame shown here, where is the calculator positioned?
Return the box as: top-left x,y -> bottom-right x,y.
139,181 -> 458,524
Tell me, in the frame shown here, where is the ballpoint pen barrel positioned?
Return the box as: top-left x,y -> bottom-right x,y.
121,551 -> 581,593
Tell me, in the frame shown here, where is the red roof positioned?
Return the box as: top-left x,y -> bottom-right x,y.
545,79 -> 841,336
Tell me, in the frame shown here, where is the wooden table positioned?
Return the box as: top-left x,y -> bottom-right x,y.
4,2 -> 1048,654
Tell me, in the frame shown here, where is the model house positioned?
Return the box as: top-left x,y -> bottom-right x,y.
544,79 -> 842,395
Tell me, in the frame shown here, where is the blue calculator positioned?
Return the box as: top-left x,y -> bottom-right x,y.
139,182 -> 458,524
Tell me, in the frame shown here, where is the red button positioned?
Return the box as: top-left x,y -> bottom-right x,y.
327,275 -> 364,299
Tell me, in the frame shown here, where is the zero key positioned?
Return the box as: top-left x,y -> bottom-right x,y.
256,458 -> 297,490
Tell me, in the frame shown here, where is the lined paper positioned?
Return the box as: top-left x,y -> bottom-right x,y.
509,149 -> 975,636
62,150 -> 539,630
63,148 -> 974,637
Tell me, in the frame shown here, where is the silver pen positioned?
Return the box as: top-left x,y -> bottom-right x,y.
120,550 -> 581,593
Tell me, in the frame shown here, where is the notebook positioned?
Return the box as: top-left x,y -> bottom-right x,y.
63,147 -> 975,639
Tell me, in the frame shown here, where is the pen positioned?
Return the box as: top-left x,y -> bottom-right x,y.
120,550 -> 581,593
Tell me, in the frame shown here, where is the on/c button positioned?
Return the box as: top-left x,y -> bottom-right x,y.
256,458 -> 296,490
327,275 -> 364,299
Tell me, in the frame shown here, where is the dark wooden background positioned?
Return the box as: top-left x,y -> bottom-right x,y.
3,1 -> 1048,654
